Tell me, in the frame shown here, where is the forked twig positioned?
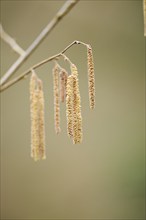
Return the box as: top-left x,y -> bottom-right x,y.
0,41 -> 89,92
0,24 -> 25,56
0,0 -> 79,86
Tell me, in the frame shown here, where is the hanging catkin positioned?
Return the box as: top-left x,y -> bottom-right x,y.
30,71 -> 46,160
60,69 -> 68,103
28,41 -> 96,161
37,79 -> 46,159
53,63 -> 61,134
60,69 -> 65,103
66,75 -> 73,138
87,45 -> 95,109
71,64 -> 83,144
30,71 -> 39,160
63,70 -> 68,93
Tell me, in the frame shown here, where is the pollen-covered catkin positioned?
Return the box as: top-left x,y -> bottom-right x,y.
30,72 -> 40,161
63,70 -> 68,92
60,69 -> 68,102
53,63 -> 61,134
66,75 -> 73,138
87,45 -> 95,109
30,71 -> 46,161
71,63 -> 78,77
60,69 -> 65,103
71,64 -> 83,144
37,79 -> 46,159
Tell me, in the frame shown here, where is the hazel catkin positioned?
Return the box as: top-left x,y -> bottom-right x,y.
71,64 -> 83,144
87,45 -> 95,109
66,75 -> 73,138
30,71 -> 46,160
53,63 -> 61,134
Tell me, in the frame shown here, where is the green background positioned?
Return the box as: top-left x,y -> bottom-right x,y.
1,0 -> 145,219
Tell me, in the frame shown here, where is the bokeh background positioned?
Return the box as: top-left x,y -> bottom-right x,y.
0,0 -> 145,219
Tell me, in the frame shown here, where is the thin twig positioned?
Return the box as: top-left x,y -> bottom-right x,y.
0,40 -> 89,92
0,0 -> 79,86
61,53 -> 73,66
0,24 -> 26,56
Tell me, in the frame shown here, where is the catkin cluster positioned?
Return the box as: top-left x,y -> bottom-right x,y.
30,71 -> 46,161
52,63 -> 83,144
29,42 -> 95,160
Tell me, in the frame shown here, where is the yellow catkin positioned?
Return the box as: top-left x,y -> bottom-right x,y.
63,69 -> 68,99
66,75 -> 73,138
71,64 -> 78,77
71,64 -> 83,144
30,72 -> 40,161
60,69 -> 65,103
30,71 -> 46,161
53,63 -> 61,134
37,79 -> 46,160
60,69 -> 68,102
87,45 -> 95,109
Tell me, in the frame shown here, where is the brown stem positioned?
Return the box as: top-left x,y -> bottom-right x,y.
0,40 -> 88,92
0,0 -> 79,86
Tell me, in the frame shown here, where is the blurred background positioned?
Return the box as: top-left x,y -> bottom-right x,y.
0,0 -> 145,219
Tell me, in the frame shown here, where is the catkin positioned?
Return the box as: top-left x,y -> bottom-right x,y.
71,64 -> 78,77
66,75 -> 73,138
71,64 -> 83,144
37,79 -> 46,159
30,72 -> 41,161
60,69 -> 65,103
53,63 -> 61,134
30,71 -> 46,161
87,45 -> 95,109
60,69 -> 68,103
63,70 -> 68,92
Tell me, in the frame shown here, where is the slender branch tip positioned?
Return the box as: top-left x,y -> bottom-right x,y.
0,39 -> 90,92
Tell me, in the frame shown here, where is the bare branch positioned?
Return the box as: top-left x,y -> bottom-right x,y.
0,40 -> 88,92
0,24 -> 26,56
0,0 -> 79,86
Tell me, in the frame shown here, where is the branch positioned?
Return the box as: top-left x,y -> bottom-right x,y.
0,24 -> 26,56
0,0 -> 79,86
0,41 -> 88,92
